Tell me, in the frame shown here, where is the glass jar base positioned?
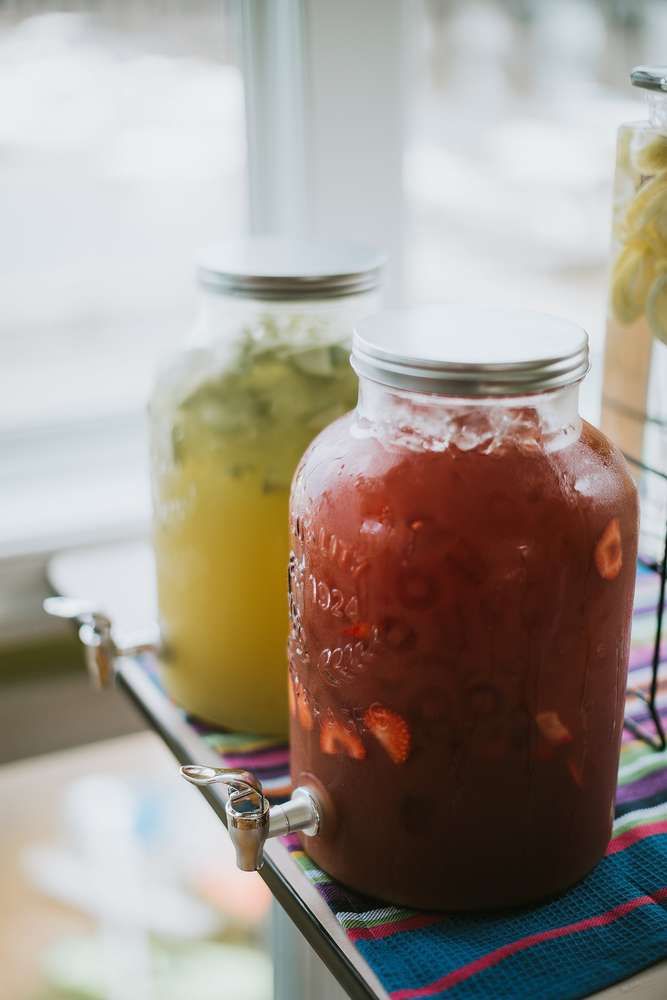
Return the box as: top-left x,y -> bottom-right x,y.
299,832 -> 610,912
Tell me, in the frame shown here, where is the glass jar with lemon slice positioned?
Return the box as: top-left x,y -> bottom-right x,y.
149,240 -> 384,736
603,66 -> 667,557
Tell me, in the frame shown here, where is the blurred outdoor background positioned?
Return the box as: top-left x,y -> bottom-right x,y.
1,1 -> 665,998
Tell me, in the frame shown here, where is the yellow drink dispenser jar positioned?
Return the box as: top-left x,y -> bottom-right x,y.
149,239 -> 384,736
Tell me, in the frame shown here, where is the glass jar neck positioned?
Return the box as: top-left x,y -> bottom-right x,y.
355,377 -> 582,453
196,287 -> 381,344
647,92 -> 667,130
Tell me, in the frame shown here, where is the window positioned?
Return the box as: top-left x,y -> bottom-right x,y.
4,0 -> 667,592
0,1 -> 245,555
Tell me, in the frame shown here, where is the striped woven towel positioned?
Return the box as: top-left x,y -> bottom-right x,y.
188,565 -> 667,1000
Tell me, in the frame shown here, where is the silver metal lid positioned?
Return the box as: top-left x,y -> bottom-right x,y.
631,66 -> 667,93
197,238 -> 385,300
352,305 -> 590,397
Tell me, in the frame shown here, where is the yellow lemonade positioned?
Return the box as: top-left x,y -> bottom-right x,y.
150,316 -> 358,736
154,462 -> 291,734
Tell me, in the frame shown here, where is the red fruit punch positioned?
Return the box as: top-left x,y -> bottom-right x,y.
288,415 -> 637,910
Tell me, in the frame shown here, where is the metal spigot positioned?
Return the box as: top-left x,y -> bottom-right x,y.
43,596 -> 159,688
180,764 -> 320,871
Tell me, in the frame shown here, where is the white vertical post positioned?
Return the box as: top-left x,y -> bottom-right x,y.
240,0 -> 308,236
301,0 -> 409,302
239,0 -> 410,302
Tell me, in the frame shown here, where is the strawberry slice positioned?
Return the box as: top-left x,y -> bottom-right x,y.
342,621 -> 371,640
535,710 -> 573,746
320,715 -> 366,759
363,704 -> 411,764
594,518 -> 622,580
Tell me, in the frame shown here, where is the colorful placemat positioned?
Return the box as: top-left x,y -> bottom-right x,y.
180,566 -> 667,999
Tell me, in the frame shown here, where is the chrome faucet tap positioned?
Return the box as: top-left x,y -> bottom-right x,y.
43,596 -> 159,688
180,764 -> 320,871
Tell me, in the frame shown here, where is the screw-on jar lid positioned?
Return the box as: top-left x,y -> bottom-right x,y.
352,305 -> 589,397
197,238 -> 385,300
631,65 -> 667,92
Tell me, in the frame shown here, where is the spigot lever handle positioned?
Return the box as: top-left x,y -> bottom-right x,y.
180,764 -> 320,872
181,765 -> 270,871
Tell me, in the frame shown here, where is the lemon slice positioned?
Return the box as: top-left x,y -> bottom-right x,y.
646,270 -> 667,344
610,243 -> 657,325
634,135 -> 667,175
624,171 -> 667,235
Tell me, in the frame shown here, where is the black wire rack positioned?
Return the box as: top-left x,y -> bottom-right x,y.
623,454 -> 667,752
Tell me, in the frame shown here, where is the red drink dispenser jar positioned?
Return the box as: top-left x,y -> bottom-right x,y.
287,305 -> 638,910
